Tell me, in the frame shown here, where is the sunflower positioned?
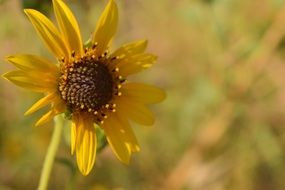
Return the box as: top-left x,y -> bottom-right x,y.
3,0 -> 165,175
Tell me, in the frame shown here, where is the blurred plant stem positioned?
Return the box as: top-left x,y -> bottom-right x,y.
38,115 -> 64,190
96,125 -> 107,152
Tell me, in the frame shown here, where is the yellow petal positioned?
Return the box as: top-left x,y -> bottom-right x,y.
24,9 -> 69,59
53,0 -> 83,55
117,53 -> 157,76
122,83 -> 166,104
4,70 -> 56,86
109,40 -> 148,69
117,97 -> 155,126
6,54 -> 58,72
71,122 -> 77,155
2,71 -> 55,92
35,110 -> 57,126
25,93 -> 56,115
115,112 -> 140,153
102,115 -> 131,164
92,0 -> 118,55
75,115 -> 97,176
71,114 -> 80,155
111,40 -> 148,59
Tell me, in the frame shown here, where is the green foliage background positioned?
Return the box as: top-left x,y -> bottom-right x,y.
1,0 -> 285,189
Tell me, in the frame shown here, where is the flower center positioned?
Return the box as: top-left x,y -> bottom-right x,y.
59,56 -> 114,112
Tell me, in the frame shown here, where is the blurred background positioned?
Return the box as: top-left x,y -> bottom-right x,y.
1,0 -> 285,189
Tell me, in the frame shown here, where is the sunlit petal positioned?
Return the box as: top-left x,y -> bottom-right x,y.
116,97 -> 155,126
92,0 -> 118,55
53,0 -> 83,55
75,115 -> 97,176
6,54 -> 57,72
115,112 -> 140,153
117,53 -> 157,76
25,93 -> 57,115
35,110 -> 57,126
71,122 -> 77,155
24,9 -> 69,59
111,40 -> 148,59
102,115 -> 131,164
3,71 -> 56,92
122,83 -> 166,104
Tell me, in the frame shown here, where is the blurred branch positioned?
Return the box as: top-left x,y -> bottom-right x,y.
237,5 -> 285,93
162,103 -> 233,189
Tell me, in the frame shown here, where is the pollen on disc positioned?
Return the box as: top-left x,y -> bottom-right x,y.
59,56 -> 114,112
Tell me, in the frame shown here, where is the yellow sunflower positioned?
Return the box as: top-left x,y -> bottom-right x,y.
3,0 -> 165,175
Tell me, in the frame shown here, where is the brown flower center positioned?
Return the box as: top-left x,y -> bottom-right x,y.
58,45 -> 125,124
59,56 -> 114,112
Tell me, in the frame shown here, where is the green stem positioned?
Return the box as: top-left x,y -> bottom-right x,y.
38,115 -> 64,190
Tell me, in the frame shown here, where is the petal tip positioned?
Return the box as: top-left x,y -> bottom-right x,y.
121,156 -> 131,165
5,55 -> 13,62
79,167 -> 92,176
141,39 -> 148,47
35,119 -> 46,127
24,107 -> 35,116
77,155 -> 95,176
23,9 -> 34,15
134,145 -> 141,152
2,72 -> 12,80
1,73 -> 7,79
34,121 -> 41,127
92,0 -> 118,53
24,111 -> 30,116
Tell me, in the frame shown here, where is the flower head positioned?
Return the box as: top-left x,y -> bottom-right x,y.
3,0 -> 165,175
